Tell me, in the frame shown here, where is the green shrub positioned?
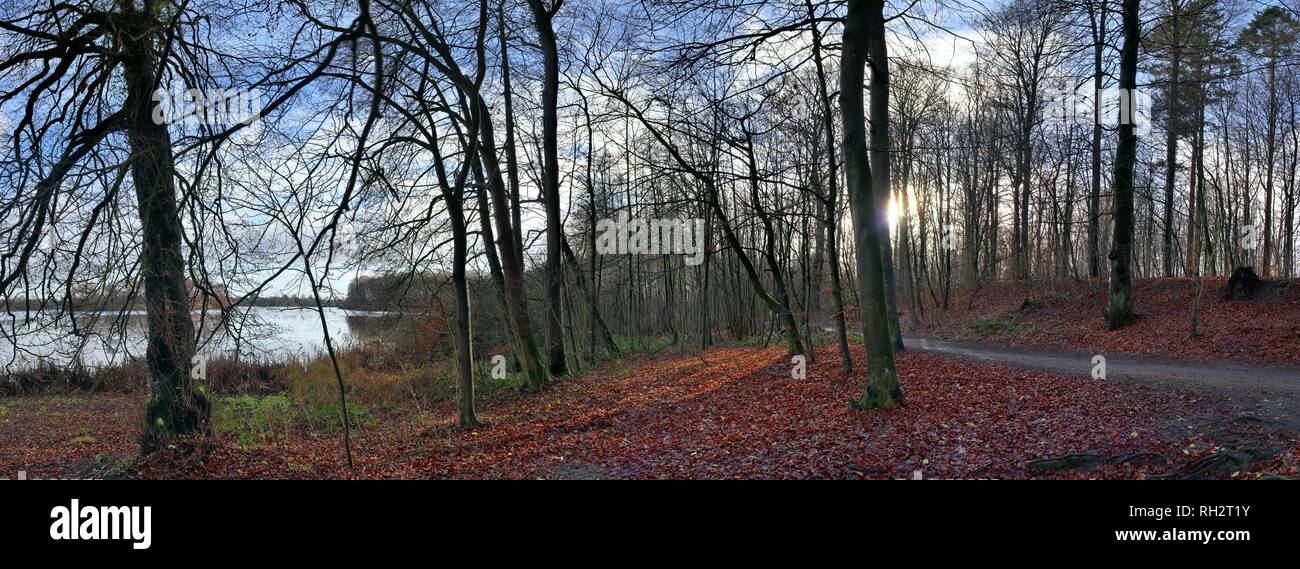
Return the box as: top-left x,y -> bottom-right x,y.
213,390 -> 381,445
212,393 -> 295,445
311,401 -> 377,432
971,316 -> 1013,336
968,315 -> 1037,337
94,453 -> 134,478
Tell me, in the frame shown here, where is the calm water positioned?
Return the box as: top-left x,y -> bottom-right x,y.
0,307 -> 385,371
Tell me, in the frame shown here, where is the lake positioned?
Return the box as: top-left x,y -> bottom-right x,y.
0,307 -> 388,371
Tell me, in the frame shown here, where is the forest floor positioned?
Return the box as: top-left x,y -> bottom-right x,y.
901,276 -> 1300,366
3,344 -> 1298,479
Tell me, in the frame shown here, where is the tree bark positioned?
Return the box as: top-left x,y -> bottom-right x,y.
1163,5 -> 1181,277
845,0 -> 901,409
528,0 -> 570,377
498,1 -> 525,271
123,3 -> 209,446
869,9 -> 903,353
1263,51 -> 1279,277
1107,0 -> 1140,330
430,107 -> 481,428
476,95 -> 549,388
1088,0 -> 1107,279
805,0 -> 853,372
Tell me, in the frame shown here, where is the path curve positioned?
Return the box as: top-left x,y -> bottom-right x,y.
903,335 -> 1300,428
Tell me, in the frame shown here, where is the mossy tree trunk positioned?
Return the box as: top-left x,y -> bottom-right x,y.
122,2 -> 209,446
844,0 -> 901,409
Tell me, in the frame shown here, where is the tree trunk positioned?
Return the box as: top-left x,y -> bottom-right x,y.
869,18 -> 903,353
528,0 -> 569,377
123,5 -> 208,447
432,114 -> 480,428
1263,56 -> 1278,277
700,202 -> 713,350
1163,13 -> 1180,277
805,0 -> 853,371
1186,99 -> 1205,275
1089,0 -> 1107,279
1107,0 -> 1140,330
498,1 -> 525,271
449,198 -> 479,427
846,0 -> 901,409
477,96 -> 548,388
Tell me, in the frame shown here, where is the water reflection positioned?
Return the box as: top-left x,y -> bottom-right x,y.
0,307 -> 388,371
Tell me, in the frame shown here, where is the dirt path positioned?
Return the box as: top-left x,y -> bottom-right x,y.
904,336 -> 1300,429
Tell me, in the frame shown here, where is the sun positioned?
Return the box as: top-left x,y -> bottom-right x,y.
887,196 -> 903,232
